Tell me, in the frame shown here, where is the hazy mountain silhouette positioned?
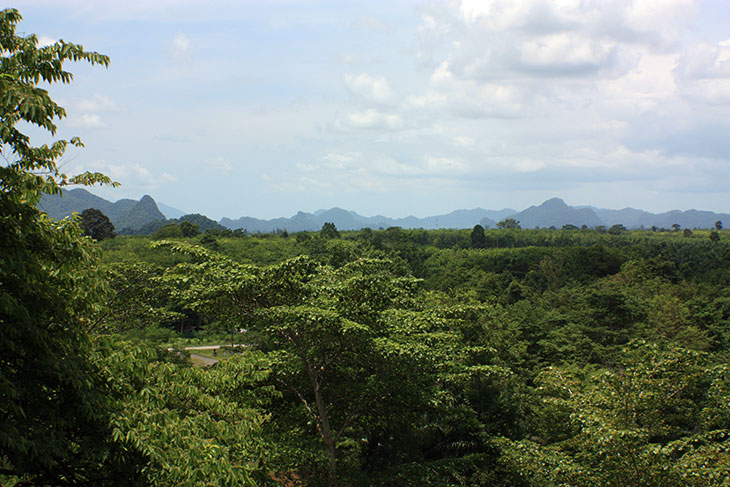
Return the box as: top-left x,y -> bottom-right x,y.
39,190 -> 729,233
221,207 -> 500,232
591,207 -> 652,228
509,198 -> 603,229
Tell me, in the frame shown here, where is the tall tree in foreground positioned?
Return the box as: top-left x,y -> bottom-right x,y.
0,11 -> 272,485
0,8 -> 139,484
154,241 -> 493,486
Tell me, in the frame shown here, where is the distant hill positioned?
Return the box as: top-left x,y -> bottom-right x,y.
509,198 -> 603,229
39,188 -> 166,232
221,207 -> 500,233
177,214 -> 227,233
637,210 -> 730,230
115,195 -> 166,232
589,207 -> 730,230
591,207 -> 652,228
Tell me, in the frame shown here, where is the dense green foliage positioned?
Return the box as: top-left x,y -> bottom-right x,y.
95,224 -> 730,486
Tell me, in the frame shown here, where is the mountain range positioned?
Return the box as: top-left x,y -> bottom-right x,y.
39,189 -> 729,233
220,207 -> 516,233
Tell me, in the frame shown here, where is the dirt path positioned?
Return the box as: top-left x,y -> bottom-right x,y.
167,344 -> 245,367
167,344 -> 246,351
189,353 -> 219,366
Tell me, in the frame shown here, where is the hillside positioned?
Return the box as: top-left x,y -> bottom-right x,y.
39,188 -> 166,232
509,198 -> 603,229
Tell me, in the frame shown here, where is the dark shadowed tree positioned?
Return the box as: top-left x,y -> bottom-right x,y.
79,208 -> 116,240
608,224 -> 627,235
470,224 -> 486,248
180,220 -> 199,237
320,221 -> 340,239
715,220 -> 723,231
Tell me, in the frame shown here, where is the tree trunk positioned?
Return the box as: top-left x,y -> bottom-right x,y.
309,365 -> 338,487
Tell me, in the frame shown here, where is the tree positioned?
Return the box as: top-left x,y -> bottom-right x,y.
0,8 -> 145,484
79,207 -> 116,240
0,13 -> 270,484
709,231 -> 720,242
498,342 -> 730,487
470,224 -> 486,248
179,220 -> 199,237
715,220 -> 723,231
497,218 -> 521,229
152,222 -> 182,239
672,223 -> 681,232
683,228 -> 693,237
94,340 -> 272,486
608,223 -> 627,234
152,242 -> 463,486
99,262 -> 180,338
320,221 -> 340,239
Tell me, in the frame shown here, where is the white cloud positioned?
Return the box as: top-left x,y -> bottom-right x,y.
407,61 -> 525,118
341,109 -> 403,130
344,73 -> 396,105
37,35 -> 57,47
66,113 -> 104,129
394,0 -> 730,171
74,94 -> 120,112
205,156 -> 233,173
170,32 -> 193,61
296,153 -> 356,172
424,156 -> 466,172
61,94 -> 120,129
72,160 -> 177,188
517,33 -> 622,76
674,40 -> 730,105
418,0 -> 696,89
160,172 -> 177,183
351,15 -> 389,32
322,153 -> 354,168
458,0 -> 695,48
453,136 -> 474,146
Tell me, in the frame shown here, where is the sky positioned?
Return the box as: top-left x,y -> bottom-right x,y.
12,0 -> 730,219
